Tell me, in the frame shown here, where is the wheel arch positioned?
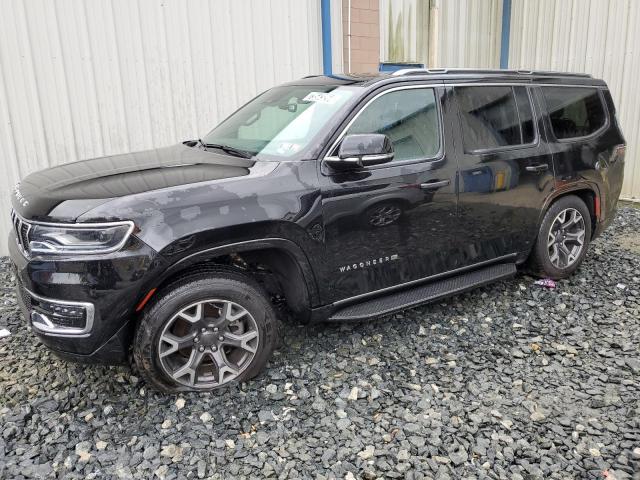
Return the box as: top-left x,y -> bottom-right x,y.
140,239 -> 318,322
540,183 -> 600,239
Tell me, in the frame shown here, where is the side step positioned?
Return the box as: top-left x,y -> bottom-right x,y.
328,262 -> 517,321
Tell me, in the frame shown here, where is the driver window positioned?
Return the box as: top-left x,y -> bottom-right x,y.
342,88 -> 440,162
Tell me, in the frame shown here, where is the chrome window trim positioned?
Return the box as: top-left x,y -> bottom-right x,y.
322,84 -> 445,169
24,287 -> 95,337
9,209 -> 135,256
443,82 -> 607,89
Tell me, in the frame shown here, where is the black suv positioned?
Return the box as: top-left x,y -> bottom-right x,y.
9,69 -> 625,392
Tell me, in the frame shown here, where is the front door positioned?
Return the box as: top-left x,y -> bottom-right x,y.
449,83 -> 555,263
318,85 -> 460,304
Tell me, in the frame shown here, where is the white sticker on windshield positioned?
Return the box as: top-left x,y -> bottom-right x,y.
303,91 -> 339,104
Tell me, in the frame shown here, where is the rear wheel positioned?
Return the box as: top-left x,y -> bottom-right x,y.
528,195 -> 592,279
133,269 -> 279,393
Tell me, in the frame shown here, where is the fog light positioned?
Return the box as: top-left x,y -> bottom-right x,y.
31,311 -> 55,329
32,299 -> 87,329
20,287 -> 95,336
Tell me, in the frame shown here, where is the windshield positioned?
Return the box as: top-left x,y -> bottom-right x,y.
202,85 -> 357,159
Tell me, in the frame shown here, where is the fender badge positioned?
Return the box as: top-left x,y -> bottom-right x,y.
13,183 -> 29,207
338,254 -> 399,273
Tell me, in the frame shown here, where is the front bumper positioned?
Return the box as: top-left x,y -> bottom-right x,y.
9,233 -> 166,364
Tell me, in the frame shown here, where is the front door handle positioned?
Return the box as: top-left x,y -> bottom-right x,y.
420,179 -> 451,190
525,164 -> 549,173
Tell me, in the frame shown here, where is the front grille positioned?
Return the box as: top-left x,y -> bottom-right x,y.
19,285 -> 33,311
10,210 -> 31,255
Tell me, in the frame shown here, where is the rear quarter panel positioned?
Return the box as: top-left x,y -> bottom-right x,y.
538,87 -> 625,229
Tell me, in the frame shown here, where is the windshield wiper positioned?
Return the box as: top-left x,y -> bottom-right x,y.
198,139 -> 254,159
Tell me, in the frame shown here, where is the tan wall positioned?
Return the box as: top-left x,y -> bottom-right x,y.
343,0 -> 380,72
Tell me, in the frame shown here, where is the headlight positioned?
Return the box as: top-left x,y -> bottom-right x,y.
28,221 -> 135,255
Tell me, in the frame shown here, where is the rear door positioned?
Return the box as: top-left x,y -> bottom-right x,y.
449,83 -> 555,263
318,84 -> 461,304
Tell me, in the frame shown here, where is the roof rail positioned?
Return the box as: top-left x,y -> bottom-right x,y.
390,68 -> 592,78
391,68 -> 448,76
530,70 -> 592,78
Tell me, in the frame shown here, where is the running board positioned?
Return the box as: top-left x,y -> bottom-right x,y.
328,263 -> 517,321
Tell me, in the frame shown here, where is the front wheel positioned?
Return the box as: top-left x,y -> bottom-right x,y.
133,269 -> 279,393
528,195 -> 592,279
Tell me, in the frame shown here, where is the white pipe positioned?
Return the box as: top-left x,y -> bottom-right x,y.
347,0 -> 352,72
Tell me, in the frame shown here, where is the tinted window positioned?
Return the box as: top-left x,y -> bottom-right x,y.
456,86 -> 535,151
343,88 -> 440,162
542,87 -> 606,139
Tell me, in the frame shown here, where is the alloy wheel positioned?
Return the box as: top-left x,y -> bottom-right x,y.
158,299 -> 259,389
547,207 -> 586,269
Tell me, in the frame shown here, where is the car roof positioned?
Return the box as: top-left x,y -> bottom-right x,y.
285,69 -> 608,89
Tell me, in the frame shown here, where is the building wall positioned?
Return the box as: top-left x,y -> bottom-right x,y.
509,0 -> 640,201
435,0 -> 502,68
379,0 -> 502,68
380,0 -> 429,64
0,0 -> 323,255
378,0 -> 638,200
343,0 -> 380,72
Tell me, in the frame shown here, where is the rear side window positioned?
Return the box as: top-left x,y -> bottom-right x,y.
343,88 -> 440,162
542,87 -> 606,139
455,86 -> 536,152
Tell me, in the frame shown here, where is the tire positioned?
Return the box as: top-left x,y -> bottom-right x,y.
133,268 -> 279,393
528,195 -> 592,279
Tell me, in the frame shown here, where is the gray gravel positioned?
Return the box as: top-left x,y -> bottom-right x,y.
1,206 -> 640,480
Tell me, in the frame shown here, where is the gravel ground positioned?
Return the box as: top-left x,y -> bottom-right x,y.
1,206 -> 639,480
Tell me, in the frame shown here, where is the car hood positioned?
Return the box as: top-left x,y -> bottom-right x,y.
12,143 -> 255,221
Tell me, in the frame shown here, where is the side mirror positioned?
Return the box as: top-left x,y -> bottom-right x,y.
326,134 -> 394,170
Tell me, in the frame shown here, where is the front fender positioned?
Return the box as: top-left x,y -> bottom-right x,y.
156,236 -> 320,307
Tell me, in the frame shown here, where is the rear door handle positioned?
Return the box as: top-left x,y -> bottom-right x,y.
420,179 -> 451,190
525,164 -> 549,173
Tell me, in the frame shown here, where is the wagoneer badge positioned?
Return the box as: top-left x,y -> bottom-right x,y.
339,254 -> 399,273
